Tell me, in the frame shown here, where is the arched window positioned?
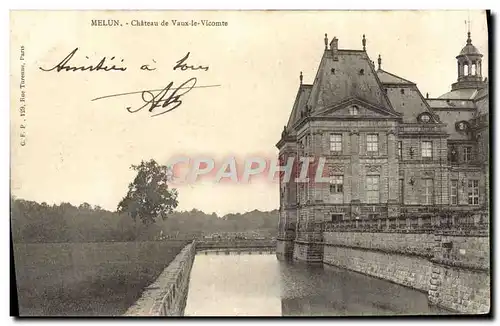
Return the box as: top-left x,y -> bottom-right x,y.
464,64 -> 469,76
471,64 -> 476,75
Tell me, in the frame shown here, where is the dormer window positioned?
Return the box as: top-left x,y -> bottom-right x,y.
418,112 -> 432,123
349,106 -> 359,116
456,121 -> 470,132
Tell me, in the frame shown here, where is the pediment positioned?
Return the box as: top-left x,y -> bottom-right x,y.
314,97 -> 401,119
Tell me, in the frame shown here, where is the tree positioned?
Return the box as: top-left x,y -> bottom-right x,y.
117,159 -> 179,225
79,202 -> 92,210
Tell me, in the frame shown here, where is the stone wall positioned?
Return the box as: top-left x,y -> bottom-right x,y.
428,231 -> 490,313
293,241 -> 323,263
323,231 -> 434,257
429,264 -> 490,314
435,232 -> 489,269
323,231 -> 490,314
124,241 -> 196,316
276,239 -> 294,260
323,244 -> 433,291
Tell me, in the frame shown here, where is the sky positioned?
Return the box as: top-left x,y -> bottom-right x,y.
10,10 -> 488,215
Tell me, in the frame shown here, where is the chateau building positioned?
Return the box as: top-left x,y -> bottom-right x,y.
276,31 -> 489,262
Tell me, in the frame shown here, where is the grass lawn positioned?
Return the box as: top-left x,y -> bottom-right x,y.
12,241 -> 188,316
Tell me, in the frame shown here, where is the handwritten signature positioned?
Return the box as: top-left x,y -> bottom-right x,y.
91,78 -> 221,117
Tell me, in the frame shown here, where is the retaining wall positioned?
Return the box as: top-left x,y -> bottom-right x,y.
323,231 -> 490,314
124,241 -> 196,316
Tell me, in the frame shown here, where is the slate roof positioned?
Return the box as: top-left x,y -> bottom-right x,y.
376,69 -> 414,85
434,109 -> 475,140
286,84 -> 312,131
376,70 -> 434,123
305,49 -> 394,113
438,88 -> 478,100
384,85 -> 437,123
283,37 -> 487,138
427,98 -> 476,110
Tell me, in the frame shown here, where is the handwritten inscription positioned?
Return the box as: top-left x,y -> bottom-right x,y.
92,78 -> 221,117
39,48 -> 127,72
173,52 -> 209,71
40,49 -> 218,117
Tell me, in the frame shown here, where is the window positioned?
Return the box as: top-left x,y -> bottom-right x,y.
330,175 -> 343,193
422,141 -> 432,158
359,69 -> 364,75
450,146 -> 458,163
457,121 -> 468,131
349,106 -> 358,116
366,176 -> 380,204
451,180 -> 458,205
423,179 -> 434,205
331,214 -> 343,223
421,114 -> 431,123
399,179 -> 404,204
330,134 -> 342,153
400,89 -> 405,94
464,147 -> 472,163
367,134 -> 379,154
468,180 -> 479,205
398,141 -> 403,159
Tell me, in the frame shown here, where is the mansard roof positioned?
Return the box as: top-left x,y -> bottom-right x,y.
385,84 -> 439,123
377,69 -> 415,85
281,34 -> 488,142
305,49 -> 395,114
286,84 -> 312,131
438,88 -> 479,100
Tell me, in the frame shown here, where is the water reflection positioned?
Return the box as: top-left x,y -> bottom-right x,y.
184,253 -> 448,316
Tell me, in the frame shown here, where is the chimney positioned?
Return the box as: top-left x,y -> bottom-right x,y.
330,37 -> 338,61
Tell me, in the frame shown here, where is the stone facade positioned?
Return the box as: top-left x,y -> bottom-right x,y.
276,31 -> 489,314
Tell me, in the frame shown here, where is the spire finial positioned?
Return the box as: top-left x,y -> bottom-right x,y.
324,33 -> 328,50
426,92 -> 429,99
377,54 -> 382,70
362,34 -> 366,51
299,71 -> 303,84
466,14 -> 472,44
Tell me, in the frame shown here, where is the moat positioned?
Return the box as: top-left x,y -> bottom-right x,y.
184,253 -> 448,316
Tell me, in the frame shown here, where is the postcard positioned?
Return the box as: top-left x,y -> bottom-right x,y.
10,10 -> 490,317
